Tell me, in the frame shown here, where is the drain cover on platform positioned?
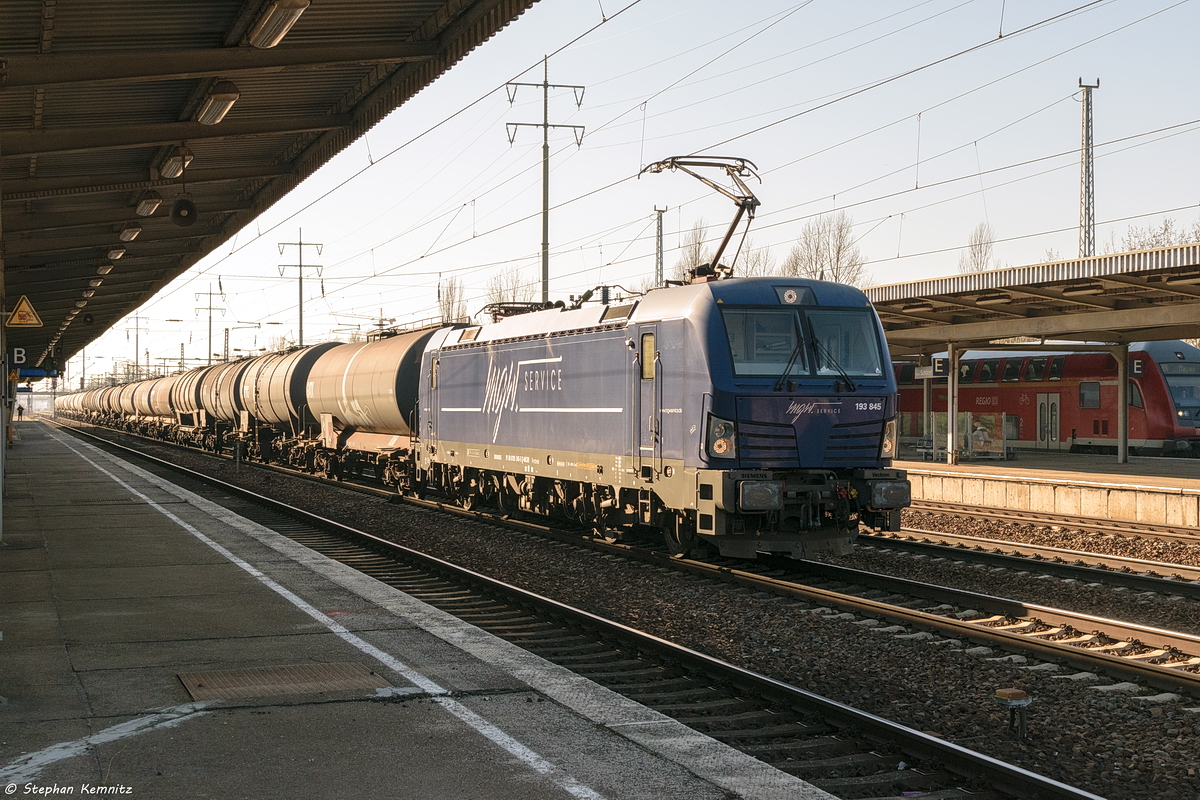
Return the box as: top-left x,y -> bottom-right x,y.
178,662 -> 392,701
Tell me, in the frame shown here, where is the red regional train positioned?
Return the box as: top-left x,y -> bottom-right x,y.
895,340 -> 1200,457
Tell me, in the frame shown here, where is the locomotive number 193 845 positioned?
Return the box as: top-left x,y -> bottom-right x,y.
855,402 -> 883,411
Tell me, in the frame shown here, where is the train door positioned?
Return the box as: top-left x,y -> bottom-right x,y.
1036,392 -> 1060,449
636,326 -> 659,480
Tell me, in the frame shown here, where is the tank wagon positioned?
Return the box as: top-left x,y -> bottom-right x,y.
57,277 -> 910,559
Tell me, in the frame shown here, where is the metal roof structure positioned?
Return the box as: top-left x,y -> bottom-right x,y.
1,0 -> 539,374
866,243 -> 1200,356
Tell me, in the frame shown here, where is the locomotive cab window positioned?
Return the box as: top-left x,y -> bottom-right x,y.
723,309 -> 805,377
1160,363 -> 1200,421
640,333 -> 656,380
807,310 -> 884,377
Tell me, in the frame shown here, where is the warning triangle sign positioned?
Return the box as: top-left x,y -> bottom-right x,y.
6,295 -> 44,327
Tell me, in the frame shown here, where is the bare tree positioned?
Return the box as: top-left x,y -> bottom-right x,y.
486,264 -> 534,305
673,218 -> 711,281
1102,216 -> 1200,254
1043,247 -> 1062,263
781,210 -> 869,286
732,237 -> 777,277
439,275 -> 467,323
957,222 -> 998,273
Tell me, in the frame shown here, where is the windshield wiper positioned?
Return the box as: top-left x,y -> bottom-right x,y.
771,339 -> 807,392
812,337 -> 858,392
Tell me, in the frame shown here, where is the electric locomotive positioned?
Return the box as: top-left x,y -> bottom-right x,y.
415,276 -> 909,558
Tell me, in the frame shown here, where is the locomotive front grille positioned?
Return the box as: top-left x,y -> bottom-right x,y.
736,419 -> 799,467
824,419 -> 885,463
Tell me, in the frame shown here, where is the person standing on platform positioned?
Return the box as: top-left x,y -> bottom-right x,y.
16,404 -> 24,421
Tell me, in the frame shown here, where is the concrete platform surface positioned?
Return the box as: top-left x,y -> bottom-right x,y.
1,422 -> 834,800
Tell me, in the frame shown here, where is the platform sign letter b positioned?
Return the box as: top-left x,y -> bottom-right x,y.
10,347 -> 26,366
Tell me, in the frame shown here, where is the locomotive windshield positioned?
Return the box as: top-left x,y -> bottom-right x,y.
1161,363 -> 1200,421
722,307 -> 884,378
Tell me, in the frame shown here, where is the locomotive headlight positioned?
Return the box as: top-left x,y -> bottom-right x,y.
739,480 -> 782,511
880,418 -> 898,458
707,415 -> 737,459
869,480 -> 910,508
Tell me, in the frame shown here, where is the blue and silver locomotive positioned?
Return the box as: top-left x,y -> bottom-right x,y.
417,276 -> 909,557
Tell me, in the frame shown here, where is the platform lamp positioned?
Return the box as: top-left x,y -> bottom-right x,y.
247,0 -> 310,48
107,247 -> 126,260
119,222 -> 142,242
197,81 -> 239,125
160,146 -> 193,179
135,191 -> 162,217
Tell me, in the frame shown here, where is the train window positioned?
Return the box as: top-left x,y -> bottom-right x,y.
977,359 -> 1000,382
898,363 -> 916,384
1128,380 -> 1143,409
1025,357 -> 1047,381
958,360 -> 977,384
1001,360 -> 1022,382
640,333 -> 656,380
807,309 -> 885,377
1080,381 -> 1100,409
1047,356 -> 1065,380
722,309 -> 806,377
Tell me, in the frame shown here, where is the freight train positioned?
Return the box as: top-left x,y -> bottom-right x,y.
894,340 -> 1200,456
56,277 -> 910,559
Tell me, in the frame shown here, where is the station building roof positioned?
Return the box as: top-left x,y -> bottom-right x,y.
1,0 -> 539,371
866,243 -> 1200,356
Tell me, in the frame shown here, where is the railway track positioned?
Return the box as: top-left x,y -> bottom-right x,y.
61,418 -> 1200,696
58,420 -> 1106,800
910,499 -> 1200,545
863,530 -> 1200,596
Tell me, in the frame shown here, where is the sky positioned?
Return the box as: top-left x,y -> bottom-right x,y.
73,0 -> 1200,381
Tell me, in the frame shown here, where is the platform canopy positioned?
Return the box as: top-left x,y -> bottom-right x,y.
1,0 -> 540,372
867,243 -> 1200,356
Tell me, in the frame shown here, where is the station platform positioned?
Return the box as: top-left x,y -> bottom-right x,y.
896,449 -> 1200,526
1,421 -> 831,800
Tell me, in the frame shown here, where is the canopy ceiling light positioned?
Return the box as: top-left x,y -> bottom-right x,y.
248,0 -> 310,48
89,278 -> 104,288
108,247 -> 126,260
197,81 -> 239,125
1061,282 -> 1103,296
96,264 -> 114,275
135,191 -> 162,217
82,289 -> 96,298
68,309 -> 80,316
160,146 -> 193,179
901,301 -> 934,313
976,292 -> 1012,306
75,300 -> 88,308
119,222 -> 142,242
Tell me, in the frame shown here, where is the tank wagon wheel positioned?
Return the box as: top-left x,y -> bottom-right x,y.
661,513 -> 699,558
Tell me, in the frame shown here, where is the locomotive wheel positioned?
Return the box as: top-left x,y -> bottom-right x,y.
661,514 -> 698,558
592,515 -> 619,544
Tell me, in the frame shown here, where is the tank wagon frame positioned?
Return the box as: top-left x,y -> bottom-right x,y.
58,277 -> 910,560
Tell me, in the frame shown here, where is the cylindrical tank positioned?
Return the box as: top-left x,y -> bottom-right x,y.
306,328 -> 441,435
170,365 -> 215,414
148,374 -> 182,417
241,342 -> 343,426
198,360 -> 253,421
